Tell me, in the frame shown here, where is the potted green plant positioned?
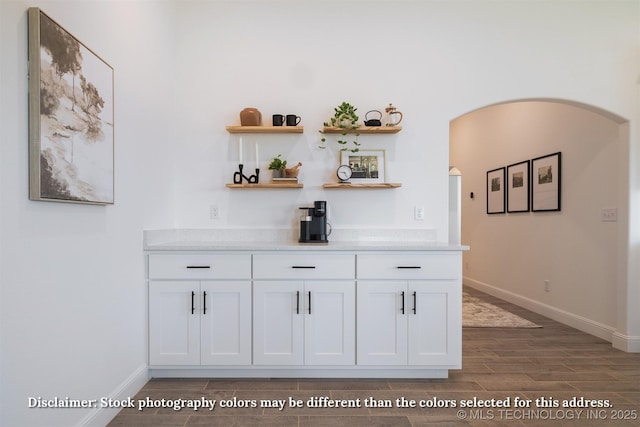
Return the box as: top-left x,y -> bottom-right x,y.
268,154 -> 287,178
319,101 -> 361,152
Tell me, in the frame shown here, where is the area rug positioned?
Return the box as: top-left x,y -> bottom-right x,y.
463,292 -> 542,328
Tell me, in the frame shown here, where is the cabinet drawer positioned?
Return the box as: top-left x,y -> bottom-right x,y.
149,254 -> 251,279
357,253 -> 460,280
253,254 -> 355,279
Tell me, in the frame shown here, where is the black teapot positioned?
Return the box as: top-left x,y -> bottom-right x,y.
364,110 -> 382,127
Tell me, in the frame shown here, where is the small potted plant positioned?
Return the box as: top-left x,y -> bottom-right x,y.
268,154 -> 287,178
319,101 -> 361,152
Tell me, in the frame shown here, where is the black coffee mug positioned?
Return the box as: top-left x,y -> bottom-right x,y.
272,114 -> 285,126
286,114 -> 301,126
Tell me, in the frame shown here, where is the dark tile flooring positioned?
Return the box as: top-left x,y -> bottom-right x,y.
108,288 -> 640,426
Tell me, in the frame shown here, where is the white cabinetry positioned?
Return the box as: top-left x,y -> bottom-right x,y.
148,254 -> 251,366
356,253 -> 462,368
252,254 -> 355,366
146,246 -> 464,378
149,281 -> 200,365
200,281 -> 251,365
304,281 -> 355,365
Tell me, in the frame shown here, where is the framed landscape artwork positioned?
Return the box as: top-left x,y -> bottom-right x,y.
532,152 -> 561,212
486,167 -> 505,214
28,8 -> 114,205
507,160 -> 530,213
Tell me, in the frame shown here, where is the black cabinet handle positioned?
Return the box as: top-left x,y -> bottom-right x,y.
191,291 -> 195,315
203,291 -> 207,315
308,291 -> 312,314
187,265 -> 211,269
412,291 -> 417,314
397,266 -> 421,269
292,266 -> 316,269
296,291 -> 300,314
401,291 -> 405,315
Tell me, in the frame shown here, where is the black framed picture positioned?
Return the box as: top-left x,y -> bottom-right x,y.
532,152 -> 561,212
507,160 -> 530,213
486,167 -> 506,214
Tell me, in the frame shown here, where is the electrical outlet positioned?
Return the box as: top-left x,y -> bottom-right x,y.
210,205 -> 219,220
544,280 -> 550,293
601,208 -> 617,222
414,206 -> 425,221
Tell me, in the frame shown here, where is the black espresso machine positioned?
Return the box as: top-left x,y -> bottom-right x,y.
299,201 -> 330,243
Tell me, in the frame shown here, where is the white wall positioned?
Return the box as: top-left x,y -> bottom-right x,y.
0,1 -> 176,425
168,0 -> 639,238
1,1 -> 638,426
169,0 -> 453,234
451,101 -> 624,334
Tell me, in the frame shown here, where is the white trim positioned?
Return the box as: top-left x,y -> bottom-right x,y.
149,367 -> 451,379
612,332 -> 640,353
76,364 -> 149,427
464,277 -> 619,344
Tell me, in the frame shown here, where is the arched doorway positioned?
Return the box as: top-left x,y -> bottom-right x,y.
449,99 -> 634,350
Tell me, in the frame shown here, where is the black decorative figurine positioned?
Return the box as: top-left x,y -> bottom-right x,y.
233,164 -> 260,184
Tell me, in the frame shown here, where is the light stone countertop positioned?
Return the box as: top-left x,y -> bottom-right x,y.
144,229 -> 469,252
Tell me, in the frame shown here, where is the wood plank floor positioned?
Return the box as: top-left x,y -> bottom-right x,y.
108,287 -> 639,426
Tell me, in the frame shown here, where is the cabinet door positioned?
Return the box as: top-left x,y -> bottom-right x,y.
356,281 -> 407,365
408,282 -> 461,366
200,281 -> 251,365
304,281 -> 355,366
253,282 -> 304,365
149,281 -> 200,366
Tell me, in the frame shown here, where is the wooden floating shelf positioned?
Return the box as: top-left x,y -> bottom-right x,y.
322,126 -> 401,134
323,183 -> 402,189
226,126 -> 304,134
226,183 -> 304,189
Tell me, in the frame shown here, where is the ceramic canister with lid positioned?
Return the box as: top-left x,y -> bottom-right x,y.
240,108 -> 262,126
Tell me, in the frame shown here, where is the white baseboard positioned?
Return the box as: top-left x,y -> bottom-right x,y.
76,364 -> 149,427
612,331 -> 640,353
463,277 -> 629,348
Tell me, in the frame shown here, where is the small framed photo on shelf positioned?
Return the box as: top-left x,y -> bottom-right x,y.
340,150 -> 386,184
532,152 -> 561,212
507,160 -> 530,213
486,167 -> 506,214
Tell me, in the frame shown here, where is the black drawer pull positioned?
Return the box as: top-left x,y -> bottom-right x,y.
292,266 -> 316,269
186,265 -> 211,269
397,266 -> 421,269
